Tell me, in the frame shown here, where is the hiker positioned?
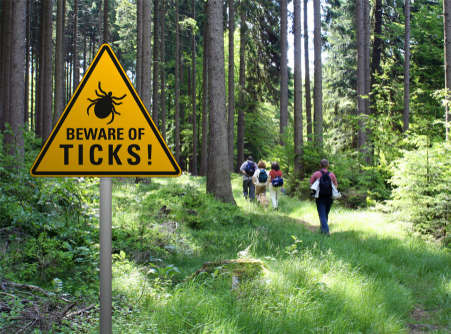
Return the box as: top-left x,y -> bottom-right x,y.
269,161 -> 283,210
310,159 -> 338,235
253,160 -> 270,207
240,156 -> 258,201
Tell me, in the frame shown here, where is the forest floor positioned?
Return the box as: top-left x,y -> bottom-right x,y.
82,174 -> 449,334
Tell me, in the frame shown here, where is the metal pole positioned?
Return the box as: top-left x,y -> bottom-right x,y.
100,177 -> 112,334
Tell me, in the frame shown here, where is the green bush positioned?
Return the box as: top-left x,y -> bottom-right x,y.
390,142 -> 450,245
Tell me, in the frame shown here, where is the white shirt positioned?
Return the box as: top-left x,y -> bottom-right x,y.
252,168 -> 270,186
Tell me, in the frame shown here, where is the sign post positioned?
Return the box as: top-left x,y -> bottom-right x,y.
30,44 -> 181,333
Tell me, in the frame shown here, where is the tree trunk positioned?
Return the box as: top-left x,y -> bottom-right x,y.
136,0 -> 143,94
304,0 -> 312,142
152,0 -> 160,127
39,0 -> 53,140
55,0 -> 65,125
206,0 -> 235,204
293,0 -> 304,179
4,0 -> 26,157
356,0 -> 365,150
403,0 -> 410,132
175,0 -> 181,162
141,0 -> 152,111
227,0 -> 235,171
73,0 -> 79,90
280,0 -> 288,143
200,13 -> 209,176
236,5 -> 246,171
24,0 -> 30,129
0,0 -> 12,132
192,0 -> 198,175
370,0 -> 382,88
445,0 -> 451,141
160,0 -> 167,140
313,0 -> 322,146
103,0 -> 109,42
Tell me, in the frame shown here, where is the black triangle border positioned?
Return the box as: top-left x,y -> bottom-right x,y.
31,44 -> 181,177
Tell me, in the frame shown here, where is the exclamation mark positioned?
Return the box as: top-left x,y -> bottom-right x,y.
148,144 -> 152,165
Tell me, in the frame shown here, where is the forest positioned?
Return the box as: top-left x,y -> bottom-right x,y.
0,0 -> 450,333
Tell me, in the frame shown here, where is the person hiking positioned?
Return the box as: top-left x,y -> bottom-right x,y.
252,160 -> 270,207
269,162 -> 283,210
240,156 -> 258,201
310,159 -> 338,235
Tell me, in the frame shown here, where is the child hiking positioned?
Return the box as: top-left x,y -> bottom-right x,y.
269,162 -> 283,210
252,161 -> 270,207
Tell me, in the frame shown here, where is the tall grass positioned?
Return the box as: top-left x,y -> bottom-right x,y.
97,175 -> 450,333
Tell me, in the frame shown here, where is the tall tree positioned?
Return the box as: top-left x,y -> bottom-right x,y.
236,1 -> 246,170
313,0 -> 322,146
175,0 -> 181,162
191,0 -> 198,175
104,0 -> 109,42
200,11 -> 209,176
152,0 -> 160,126
403,0 -> 410,132
280,0 -> 288,142
4,0 -> 26,156
141,0 -> 152,111
444,0 -> 450,141
136,0 -> 143,95
39,0 -> 53,140
227,0 -> 235,171
73,0 -> 79,90
160,0 -> 167,140
54,0 -> 65,125
206,0 -> 235,204
0,0 -> 12,131
293,0 -> 304,178
304,0 -> 312,141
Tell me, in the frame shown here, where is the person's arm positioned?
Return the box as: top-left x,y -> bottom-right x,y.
252,169 -> 258,185
330,173 -> 338,187
239,162 -> 246,175
310,171 -> 320,185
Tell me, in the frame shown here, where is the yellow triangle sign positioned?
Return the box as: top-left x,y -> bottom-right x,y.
31,44 -> 181,177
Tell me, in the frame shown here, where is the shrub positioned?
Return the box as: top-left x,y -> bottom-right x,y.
390,142 -> 450,245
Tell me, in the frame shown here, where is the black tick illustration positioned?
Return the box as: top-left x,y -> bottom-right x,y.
87,82 -> 126,124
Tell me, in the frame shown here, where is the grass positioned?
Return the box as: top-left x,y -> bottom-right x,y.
91,174 -> 450,333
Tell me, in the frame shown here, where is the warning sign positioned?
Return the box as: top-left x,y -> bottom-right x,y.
31,44 -> 181,177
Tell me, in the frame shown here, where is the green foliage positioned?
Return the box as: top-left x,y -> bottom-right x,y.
390,142 -> 450,244
0,132 -> 98,292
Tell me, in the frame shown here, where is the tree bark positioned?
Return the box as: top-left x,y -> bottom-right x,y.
103,0 -> 109,42
141,0 -> 152,111
313,0 -> 322,146
206,0 -> 235,204
236,4 -> 246,171
294,0 -> 304,179
136,0 -> 143,94
152,0 -> 160,127
227,0 -> 235,171
73,0 -> 79,90
160,0 -> 167,140
175,0 -> 181,163
356,0 -> 365,151
304,0 -> 312,142
39,0 -> 53,140
280,0 -> 288,143
0,0 -> 12,132
200,15 -> 209,176
24,0 -> 30,129
4,0 -> 26,157
192,0 -> 198,175
445,0 -> 451,141
55,0 -> 65,125
403,0 -> 410,132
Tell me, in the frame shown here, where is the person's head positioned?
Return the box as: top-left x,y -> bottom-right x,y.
257,160 -> 266,169
247,155 -> 254,162
320,159 -> 329,169
271,162 -> 280,171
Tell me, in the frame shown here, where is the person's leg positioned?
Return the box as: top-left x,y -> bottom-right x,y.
249,182 -> 256,201
243,180 -> 248,199
315,198 -> 330,234
269,185 -> 277,208
325,198 -> 333,231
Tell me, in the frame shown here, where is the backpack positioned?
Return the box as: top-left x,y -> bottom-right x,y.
244,161 -> 256,176
271,176 -> 284,187
319,171 -> 332,198
258,169 -> 268,183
